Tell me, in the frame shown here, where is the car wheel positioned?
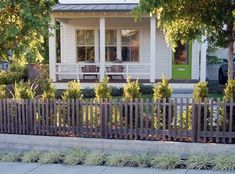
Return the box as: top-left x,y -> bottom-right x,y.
218,69 -> 225,84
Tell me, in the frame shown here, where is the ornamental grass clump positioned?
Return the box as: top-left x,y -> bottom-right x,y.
64,148 -> 87,166
39,152 -> 63,164
130,153 -> 153,168
106,153 -> 133,167
22,151 -> 41,163
151,154 -> 182,169
84,151 -> 106,166
94,77 -> 112,101
42,79 -> 56,99
1,152 -> 21,162
186,154 -> 212,170
212,154 -> 235,171
62,81 -> 83,100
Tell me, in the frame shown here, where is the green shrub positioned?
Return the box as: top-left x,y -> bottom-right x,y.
130,153 -> 153,168
10,81 -> 37,99
123,78 -> 141,100
193,82 -> 208,103
0,71 -> 26,85
106,153 -> 132,167
1,152 -> 21,162
140,84 -> 153,95
212,154 -> 235,171
151,154 -> 182,169
0,85 -> 5,99
224,79 -> 235,102
153,77 -> 172,102
84,151 -> 106,166
111,87 -> 123,97
83,88 -> 95,98
64,148 -> 87,166
22,151 -> 41,163
39,152 -> 63,164
186,154 -> 212,169
94,77 -> 111,101
62,81 -> 83,100
42,79 -> 56,99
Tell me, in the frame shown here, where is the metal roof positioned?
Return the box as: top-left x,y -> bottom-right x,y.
52,3 -> 138,12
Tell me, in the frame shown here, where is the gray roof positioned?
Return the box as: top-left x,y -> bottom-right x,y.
52,3 -> 138,12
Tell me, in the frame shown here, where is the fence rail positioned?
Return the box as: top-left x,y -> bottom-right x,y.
0,98 -> 234,144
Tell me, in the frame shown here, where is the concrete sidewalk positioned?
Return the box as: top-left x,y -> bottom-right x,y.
0,162 -> 233,174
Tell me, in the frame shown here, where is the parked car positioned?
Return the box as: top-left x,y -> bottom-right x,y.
218,55 -> 235,84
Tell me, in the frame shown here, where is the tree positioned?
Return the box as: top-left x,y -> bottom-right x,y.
133,0 -> 235,80
0,0 -> 56,63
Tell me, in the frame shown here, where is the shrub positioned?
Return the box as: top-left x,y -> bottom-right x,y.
64,148 -> 87,166
106,153 -> 132,167
62,81 -> 83,100
84,151 -> 106,166
151,154 -> 182,169
123,78 -> 141,101
140,84 -> 153,95
39,152 -> 63,164
94,77 -> 111,101
10,81 -> 37,99
1,152 -> 21,162
186,154 -> 212,169
224,79 -> 235,102
42,79 -> 56,99
212,154 -> 235,171
0,71 -> 26,85
83,88 -> 95,98
153,77 -> 172,102
111,87 -> 123,97
193,82 -> 208,103
130,153 -> 153,168
22,151 -> 41,163
0,85 -> 5,99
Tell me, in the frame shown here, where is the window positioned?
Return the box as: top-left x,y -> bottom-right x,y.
121,30 -> 139,62
174,42 -> 189,65
106,30 -> 117,61
77,30 -> 95,62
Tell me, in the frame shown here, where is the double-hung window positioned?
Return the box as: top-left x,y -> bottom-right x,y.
121,30 -> 139,62
77,30 -> 95,62
105,30 -> 117,61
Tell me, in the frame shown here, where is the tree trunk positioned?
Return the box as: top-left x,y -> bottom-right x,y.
227,21 -> 234,80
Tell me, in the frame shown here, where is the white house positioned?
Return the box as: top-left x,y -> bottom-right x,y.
49,0 -> 208,89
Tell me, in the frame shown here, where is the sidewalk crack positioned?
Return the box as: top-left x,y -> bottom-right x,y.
98,167 -> 109,174
24,164 -> 44,174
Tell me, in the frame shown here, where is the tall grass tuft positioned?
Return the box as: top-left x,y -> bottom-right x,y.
151,154 -> 182,169
212,154 -> 235,171
84,151 -> 106,166
106,153 -> 132,167
1,152 -> 21,162
39,152 -> 63,164
186,154 -> 212,169
22,151 -> 42,163
64,148 -> 87,166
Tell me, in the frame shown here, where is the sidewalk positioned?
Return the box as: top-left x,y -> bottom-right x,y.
0,162 -> 232,174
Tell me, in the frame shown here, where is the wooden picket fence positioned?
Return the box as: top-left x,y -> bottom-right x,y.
0,98 -> 234,144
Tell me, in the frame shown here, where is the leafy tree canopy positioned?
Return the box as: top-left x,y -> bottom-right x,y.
0,0 -> 56,63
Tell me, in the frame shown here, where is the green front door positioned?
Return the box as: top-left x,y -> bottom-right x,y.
172,42 -> 192,80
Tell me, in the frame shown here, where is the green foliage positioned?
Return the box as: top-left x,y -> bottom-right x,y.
39,152 -> 63,164
22,151 -> 41,163
140,84 -> 153,95
62,81 -> 83,100
212,154 -> 235,171
193,82 -> 208,103
0,85 -> 5,99
0,71 -> 26,85
130,153 -> 153,168
123,78 -> 141,101
64,148 -> 87,166
186,154 -> 212,170
84,151 -> 106,166
151,154 -> 182,169
83,88 -> 95,98
106,153 -> 133,167
111,87 -> 123,97
153,77 -> 172,101
94,77 -> 112,101
207,55 -> 222,65
11,81 -> 37,99
42,79 -> 56,99
0,0 -> 56,63
1,153 -> 21,162
224,80 -> 235,102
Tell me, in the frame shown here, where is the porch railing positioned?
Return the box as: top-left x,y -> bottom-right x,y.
0,98 -> 234,144
55,63 -> 150,81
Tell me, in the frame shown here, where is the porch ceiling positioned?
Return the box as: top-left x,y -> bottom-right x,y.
53,3 -> 138,12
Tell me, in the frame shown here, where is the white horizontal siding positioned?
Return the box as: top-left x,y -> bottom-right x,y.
191,41 -> 200,80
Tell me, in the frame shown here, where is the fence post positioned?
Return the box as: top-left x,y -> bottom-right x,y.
192,99 -> 198,142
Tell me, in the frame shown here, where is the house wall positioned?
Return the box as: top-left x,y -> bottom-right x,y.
58,17 -> 200,80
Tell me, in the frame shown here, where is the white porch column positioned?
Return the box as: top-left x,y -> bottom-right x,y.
49,16 -> 56,82
99,17 -> 106,80
200,36 -> 208,82
150,16 -> 156,83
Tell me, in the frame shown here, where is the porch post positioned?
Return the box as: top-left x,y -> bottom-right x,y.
49,16 -> 57,82
150,16 -> 156,83
99,17 -> 106,80
200,36 -> 208,82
